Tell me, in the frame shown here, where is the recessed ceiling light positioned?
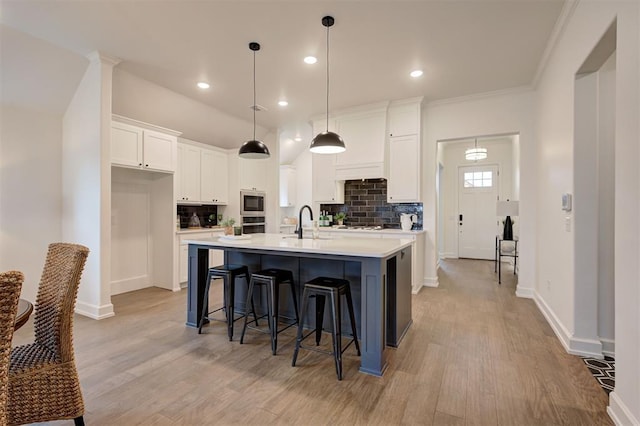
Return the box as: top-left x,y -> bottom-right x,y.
197,82 -> 210,89
304,56 -> 317,64
278,100 -> 289,107
410,70 -> 423,78
294,136 -> 302,142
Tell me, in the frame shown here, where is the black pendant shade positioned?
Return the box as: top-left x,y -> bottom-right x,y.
238,42 -> 270,159
310,16 -> 345,154
239,139 -> 270,159
310,131 -> 345,154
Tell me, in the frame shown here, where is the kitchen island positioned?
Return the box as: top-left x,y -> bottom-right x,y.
185,233 -> 413,376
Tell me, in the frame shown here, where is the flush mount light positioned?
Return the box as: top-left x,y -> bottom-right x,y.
278,100 -> 289,107
465,138 -> 487,161
304,56 -> 318,64
410,70 -> 423,78
310,16 -> 346,155
294,136 -> 302,142
197,82 -> 210,89
238,42 -> 270,159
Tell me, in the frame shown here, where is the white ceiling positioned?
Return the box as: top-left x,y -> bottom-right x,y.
1,1 -> 564,156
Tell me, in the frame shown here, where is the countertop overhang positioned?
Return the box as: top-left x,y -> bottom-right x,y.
184,233 -> 414,258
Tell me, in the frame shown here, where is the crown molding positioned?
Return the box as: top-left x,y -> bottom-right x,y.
425,85 -> 533,108
531,0 -> 580,88
86,51 -> 121,66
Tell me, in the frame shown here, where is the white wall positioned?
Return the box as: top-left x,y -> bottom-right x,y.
533,1 -> 639,423
0,106 -> 63,301
62,53 -> 116,319
440,138 -> 515,258
597,53 -> 616,356
423,89 -> 536,295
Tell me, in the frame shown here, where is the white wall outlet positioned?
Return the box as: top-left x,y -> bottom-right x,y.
546,279 -> 551,290
565,216 -> 571,232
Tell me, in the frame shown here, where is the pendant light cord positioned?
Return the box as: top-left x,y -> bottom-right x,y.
253,49 -> 257,141
326,22 -> 330,132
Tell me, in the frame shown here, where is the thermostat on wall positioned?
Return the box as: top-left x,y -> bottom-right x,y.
562,193 -> 572,212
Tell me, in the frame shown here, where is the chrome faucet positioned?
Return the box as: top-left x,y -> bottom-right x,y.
298,205 -> 314,239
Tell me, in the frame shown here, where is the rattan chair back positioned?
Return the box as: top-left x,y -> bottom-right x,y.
33,243 -> 89,362
7,243 -> 89,426
0,271 -> 24,426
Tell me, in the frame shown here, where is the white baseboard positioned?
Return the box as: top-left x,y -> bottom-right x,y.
423,276 -> 439,288
111,275 -> 149,296
515,285 -> 534,298
600,338 -> 615,358
533,290 -> 603,358
607,391 -> 639,426
75,300 -> 115,320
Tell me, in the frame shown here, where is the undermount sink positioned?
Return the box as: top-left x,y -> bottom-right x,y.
281,235 -> 332,240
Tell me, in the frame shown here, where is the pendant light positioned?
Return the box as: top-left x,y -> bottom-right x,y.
239,42 -> 270,159
465,138 -> 487,161
310,16 -> 346,154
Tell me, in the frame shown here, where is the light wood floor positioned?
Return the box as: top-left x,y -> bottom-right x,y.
12,259 -> 612,425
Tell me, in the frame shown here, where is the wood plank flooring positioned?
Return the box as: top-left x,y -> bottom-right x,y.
11,259 -> 612,425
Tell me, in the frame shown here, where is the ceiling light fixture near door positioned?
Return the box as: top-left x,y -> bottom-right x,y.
410,70 -> 423,78
304,56 -> 317,64
465,138 -> 487,161
278,100 -> 289,107
197,81 -> 210,89
310,16 -> 346,154
238,42 -> 270,159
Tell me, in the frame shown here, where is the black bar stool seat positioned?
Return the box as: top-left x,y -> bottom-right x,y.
240,268 -> 299,355
198,264 -> 257,340
292,276 -> 361,380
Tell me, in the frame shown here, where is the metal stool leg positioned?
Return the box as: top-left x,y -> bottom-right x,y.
270,278 -> 279,355
315,295 -> 325,345
292,287 -> 310,367
198,270 -> 214,334
344,285 -> 361,355
240,277 -> 257,344
330,289 -> 343,380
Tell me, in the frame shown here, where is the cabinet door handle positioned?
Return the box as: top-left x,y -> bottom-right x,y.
145,164 -> 149,167
138,163 -> 142,166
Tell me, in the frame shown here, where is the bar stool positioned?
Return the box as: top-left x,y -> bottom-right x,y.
292,276 -> 361,380
240,268 -> 299,355
198,264 -> 257,340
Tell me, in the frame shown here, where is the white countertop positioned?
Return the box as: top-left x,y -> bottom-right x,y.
184,233 -> 414,258
176,227 -> 224,234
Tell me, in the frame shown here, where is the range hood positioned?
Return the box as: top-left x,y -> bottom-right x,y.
334,162 -> 385,180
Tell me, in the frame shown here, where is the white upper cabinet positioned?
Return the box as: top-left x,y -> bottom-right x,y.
177,144 -> 201,203
388,102 -> 420,137
388,135 -> 420,202
111,116 -> 178,173
111,121 -> 143,168
312,153 -> 344,204
280,165 -> 297,207
240,157 -> 268,191
201,149 -> 228,204
387,98 -> 422,203
177,142 -> 228,205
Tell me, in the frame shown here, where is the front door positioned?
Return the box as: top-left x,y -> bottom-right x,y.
458,165 -> 499,259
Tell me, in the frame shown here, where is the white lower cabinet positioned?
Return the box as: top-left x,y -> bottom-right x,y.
178,231 -> 224,284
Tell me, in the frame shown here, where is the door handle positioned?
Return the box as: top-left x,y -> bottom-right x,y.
459,214 -> 463,225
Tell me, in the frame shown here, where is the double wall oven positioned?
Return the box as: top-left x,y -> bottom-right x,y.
240,190 -> 265,234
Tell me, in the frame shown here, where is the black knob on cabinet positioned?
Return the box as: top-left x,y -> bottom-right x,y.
138,163 -> 142,166
145,164 -> 149,167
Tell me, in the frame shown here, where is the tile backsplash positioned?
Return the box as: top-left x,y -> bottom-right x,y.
177,205 -> 218,228
321,179 -> 422,229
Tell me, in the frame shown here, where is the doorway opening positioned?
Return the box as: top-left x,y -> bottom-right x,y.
572,20 -> 616,361
436,135 -> 520,264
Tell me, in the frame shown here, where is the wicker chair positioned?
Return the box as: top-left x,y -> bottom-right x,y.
6,243 -> 89,426
0,271 -> 24,426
